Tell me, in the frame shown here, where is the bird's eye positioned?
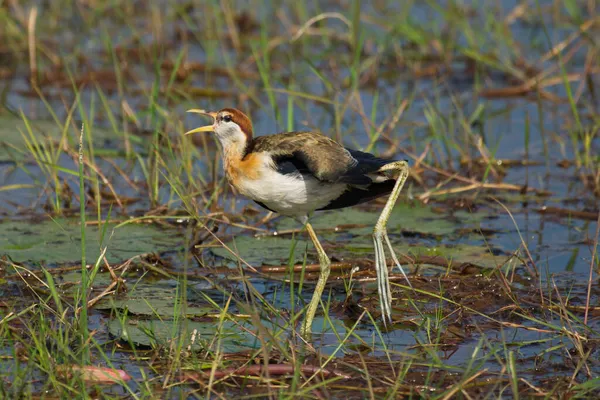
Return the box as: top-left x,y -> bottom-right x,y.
223,115 -> 232,123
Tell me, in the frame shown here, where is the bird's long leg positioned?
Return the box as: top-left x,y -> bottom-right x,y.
301,221 -> 331,338
373,160 -> 411,325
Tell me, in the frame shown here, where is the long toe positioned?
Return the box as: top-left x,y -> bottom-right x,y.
383,232 -> 412,288
373,233 -> 393,324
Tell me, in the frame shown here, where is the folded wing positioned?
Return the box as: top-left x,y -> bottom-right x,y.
248,131 -> 397,210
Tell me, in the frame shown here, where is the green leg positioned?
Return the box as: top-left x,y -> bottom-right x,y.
373,160 -> 411,325
300,221 -> 331,338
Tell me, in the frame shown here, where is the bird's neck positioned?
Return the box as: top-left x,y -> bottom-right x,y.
217,138 -> 263,187
218,137 -> 251,174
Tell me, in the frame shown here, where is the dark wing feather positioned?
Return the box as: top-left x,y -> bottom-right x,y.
249,131 -> 357,182
336,149 -> 392,185
317,181 -> 395,210
317,150 -> 396,210
272,155 -> 310,176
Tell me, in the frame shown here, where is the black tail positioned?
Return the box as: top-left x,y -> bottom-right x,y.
317,179 -> 395,211
318,149 -> 401,211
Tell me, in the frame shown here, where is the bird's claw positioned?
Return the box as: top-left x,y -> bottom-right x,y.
373,229 -> 411,326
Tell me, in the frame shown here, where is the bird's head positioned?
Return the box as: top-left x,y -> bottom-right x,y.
185,108 -> 253,153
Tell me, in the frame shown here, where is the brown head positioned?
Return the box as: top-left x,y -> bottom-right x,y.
186,108 -> 253,156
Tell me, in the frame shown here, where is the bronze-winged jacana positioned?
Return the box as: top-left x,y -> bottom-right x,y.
186,108 -> 411,337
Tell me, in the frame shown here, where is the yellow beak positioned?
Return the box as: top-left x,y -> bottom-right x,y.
185,109 -> 218,135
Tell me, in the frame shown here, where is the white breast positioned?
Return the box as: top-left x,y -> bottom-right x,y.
235,161 -> 348,217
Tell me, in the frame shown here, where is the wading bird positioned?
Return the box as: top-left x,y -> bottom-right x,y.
186,108 -> 410,337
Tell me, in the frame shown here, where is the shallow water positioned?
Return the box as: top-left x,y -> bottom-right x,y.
0,0 -> 598,397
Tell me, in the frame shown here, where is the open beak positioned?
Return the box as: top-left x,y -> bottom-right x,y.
185,109 -> 218,135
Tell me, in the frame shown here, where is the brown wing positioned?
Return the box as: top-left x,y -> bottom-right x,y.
248,131 -> 358,182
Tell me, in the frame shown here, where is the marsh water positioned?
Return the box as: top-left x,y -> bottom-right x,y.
0,1 -> 598,397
